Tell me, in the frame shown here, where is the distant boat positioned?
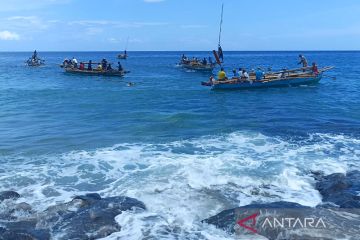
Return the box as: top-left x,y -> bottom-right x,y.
118,53 -> 128,60
26,50 -> 45,67
118,37 -> 129,59
202,67 -> 334,90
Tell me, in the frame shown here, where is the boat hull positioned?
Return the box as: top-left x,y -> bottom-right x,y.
211,74 -> 323,90
180,64 -> 215,72
64,68 -> 125,77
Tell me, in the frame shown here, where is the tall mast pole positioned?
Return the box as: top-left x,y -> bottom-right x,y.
218,3 -> 224,46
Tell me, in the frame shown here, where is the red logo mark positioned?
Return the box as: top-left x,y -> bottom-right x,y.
237,213 -> 259,233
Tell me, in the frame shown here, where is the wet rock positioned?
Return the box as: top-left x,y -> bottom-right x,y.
0,221 -> 50,240
0,191 -> 20,201
15,202 -> 32,212
39,193 -> 146,239
0,192 -> 146,239
315,170 -> 360,208
203,201 -> 360,240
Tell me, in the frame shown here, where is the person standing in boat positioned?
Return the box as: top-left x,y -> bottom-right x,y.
32,50 -> 38,60
298,54 -> 308,68
87,60 -> 93,71
101,59 -> 107,70
218,45 -> 224,62
218,67 -> 227,81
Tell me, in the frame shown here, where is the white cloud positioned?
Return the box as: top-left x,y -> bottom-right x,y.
0,30 -> 20,40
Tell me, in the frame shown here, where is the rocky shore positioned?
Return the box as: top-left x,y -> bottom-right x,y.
1,170 -> 359,239
204,170 -> 360,239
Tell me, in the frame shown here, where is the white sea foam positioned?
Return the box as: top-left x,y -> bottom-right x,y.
0,131 -> 359,239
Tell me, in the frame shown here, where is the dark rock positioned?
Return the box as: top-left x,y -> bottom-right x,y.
315,170 -> 360,208
0,191 -> 20,201
40,193 -> 146,239
0,192 -> 146,240
203,201 -> 360,240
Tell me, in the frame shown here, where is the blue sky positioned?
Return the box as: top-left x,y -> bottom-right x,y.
0,0 -> 359,51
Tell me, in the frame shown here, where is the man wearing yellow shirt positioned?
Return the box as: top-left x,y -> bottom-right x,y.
218,67 -> 227,81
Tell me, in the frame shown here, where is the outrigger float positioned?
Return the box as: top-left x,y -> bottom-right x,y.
64,68 -> 127,77
202,66 -> 334,90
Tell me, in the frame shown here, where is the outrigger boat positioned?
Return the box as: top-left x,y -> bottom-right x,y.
202,66 -> 334,90
63,61 -> 128,77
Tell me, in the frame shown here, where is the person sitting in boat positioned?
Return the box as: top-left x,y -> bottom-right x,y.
62,59 -> 69,68
79,62 -> 85,70
101,59 -> 107,70
88,60 -> 93,71
202,58 -> 207,65
238,68 -> 243,78
107,64 -> 113,71
232,69 -> 239,78
241,69 -> 250,80
298,54 -> 308,68
118,62 -> 123,72
312,62 -> 319,75
218,68 -> 227,81
71,57 -> 78,68
255,68 -> 264,81
97,64 -> 103,71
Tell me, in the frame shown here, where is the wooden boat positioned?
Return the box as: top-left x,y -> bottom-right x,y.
202,66 -> 334,90
118,54 -> 128,59
64,67 -> 127,77
26,58 -> 45,67
179,59 -> 216,72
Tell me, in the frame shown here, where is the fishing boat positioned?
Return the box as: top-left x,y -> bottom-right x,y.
118,37 -> 129,59
178,59 -> 216,72
118,54 -> 128,60
202,66 -> 334,90
26,50 -> 45,67
26,59 -> 45,67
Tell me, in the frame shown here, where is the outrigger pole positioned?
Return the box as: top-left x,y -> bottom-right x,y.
218,3 -> 224,47
213,3 -> 224,65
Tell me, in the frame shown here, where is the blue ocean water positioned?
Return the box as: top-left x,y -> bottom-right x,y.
0,51 -> 359,239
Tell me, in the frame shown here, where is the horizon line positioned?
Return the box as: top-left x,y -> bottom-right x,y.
1,50 -> 360,52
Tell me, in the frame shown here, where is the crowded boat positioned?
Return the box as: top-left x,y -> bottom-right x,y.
202,55 -> 334,90
178,54 -> 216,71
61,58 -> 128,77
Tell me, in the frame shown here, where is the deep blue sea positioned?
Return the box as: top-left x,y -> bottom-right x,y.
0,51 -> 359,239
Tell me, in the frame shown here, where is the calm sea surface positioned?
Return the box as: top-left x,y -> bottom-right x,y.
0,51 -> 359,239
